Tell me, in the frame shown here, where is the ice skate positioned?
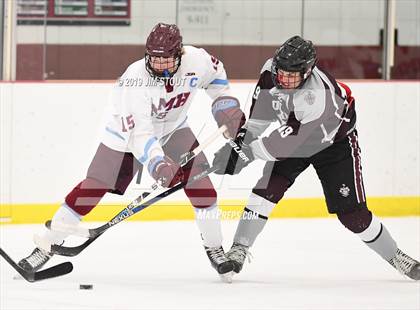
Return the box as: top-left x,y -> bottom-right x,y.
205,246 -> 234,283
18,247 -> 52,272
226,242 -> 251,274
389,248 -> 420,280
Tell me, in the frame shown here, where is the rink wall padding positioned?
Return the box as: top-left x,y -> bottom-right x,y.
0,81 -> 419,223
0,197 -> 419,224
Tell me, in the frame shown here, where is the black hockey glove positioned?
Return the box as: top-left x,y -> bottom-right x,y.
213,128 -> 256,175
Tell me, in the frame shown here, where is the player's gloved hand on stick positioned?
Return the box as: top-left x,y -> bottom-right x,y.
213,128 -> 256,175
212,96 -> 246,139
148,155 -> 184,187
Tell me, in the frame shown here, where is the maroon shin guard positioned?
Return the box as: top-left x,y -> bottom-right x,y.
65,178 -> 109,216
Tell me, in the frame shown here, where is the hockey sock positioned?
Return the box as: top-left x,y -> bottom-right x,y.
233,193 -> 276,247
194,203 -> 223,248
183,170 -> 217,209
39,203 -> 82,246
356,215 -> 397,261
339,209 -> 398,261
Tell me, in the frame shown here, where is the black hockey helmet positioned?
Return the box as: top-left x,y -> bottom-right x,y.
271,36 -> 317,88
145,23 -> 183,78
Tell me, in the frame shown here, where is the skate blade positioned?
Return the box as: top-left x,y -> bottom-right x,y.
219,271 -> 233,283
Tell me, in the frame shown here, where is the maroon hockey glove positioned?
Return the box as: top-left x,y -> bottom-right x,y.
212,96 -> 246,138
148,155 -> 184,188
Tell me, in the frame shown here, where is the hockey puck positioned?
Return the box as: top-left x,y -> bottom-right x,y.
79,284 -> 93,290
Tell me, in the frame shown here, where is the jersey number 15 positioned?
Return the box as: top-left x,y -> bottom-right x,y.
121,115 -> 135,132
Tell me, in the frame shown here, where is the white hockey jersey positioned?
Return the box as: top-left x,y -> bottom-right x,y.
101,45 -> 231,166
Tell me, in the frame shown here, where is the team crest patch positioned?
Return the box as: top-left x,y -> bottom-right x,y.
339,184 -> 350,197
304,91 -> 315,105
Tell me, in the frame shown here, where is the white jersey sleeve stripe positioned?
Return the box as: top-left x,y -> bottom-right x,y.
105,126 -> 126,141
313,68 -> 340,111
337,83 -> 347,99
138,136 -> 159,164
209,78 -> 229,85
314,67 -> 351,122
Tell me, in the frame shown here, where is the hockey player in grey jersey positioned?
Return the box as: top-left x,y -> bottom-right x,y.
212,36 -> 420,281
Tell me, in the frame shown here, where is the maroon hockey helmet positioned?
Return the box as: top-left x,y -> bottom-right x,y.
145,23 -> 183,78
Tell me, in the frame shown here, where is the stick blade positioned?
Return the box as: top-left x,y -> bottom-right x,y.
0,247 -> 73,282
33,262 -> 73,281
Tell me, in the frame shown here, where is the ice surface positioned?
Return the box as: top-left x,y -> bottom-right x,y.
1,218 -> 419,310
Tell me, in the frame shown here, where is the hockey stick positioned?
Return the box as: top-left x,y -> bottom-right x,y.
43,164 -> 220,257
45,125 -> 227,239
0,248 -> 73,282
40,125 -> 227,256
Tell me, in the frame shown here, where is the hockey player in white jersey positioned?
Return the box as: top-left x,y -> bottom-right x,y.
213,36 -> 420,281
18,23 -> 245,280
